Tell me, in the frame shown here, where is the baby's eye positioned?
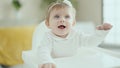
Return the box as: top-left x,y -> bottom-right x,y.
54,15 -> 60,18
65,15 -> 70,18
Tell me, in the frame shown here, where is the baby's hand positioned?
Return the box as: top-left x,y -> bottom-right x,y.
96,23 -> 113,30
39,63 -> 56,68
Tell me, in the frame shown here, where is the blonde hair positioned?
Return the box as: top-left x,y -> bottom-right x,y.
46,0 -> 76,22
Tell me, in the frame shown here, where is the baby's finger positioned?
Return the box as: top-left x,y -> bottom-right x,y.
103,23 -> 112,27
104,26 -> 112,30
96,25 -> 104,30
52,64 -> 56,68
103,24 -> 113,30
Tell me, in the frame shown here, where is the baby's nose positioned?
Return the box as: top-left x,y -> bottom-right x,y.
60,18 -> 65,23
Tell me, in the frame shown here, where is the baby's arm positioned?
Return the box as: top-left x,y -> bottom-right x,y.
80,23 -> 112,47
37,46 -> 56,68
37,36 -> 56,68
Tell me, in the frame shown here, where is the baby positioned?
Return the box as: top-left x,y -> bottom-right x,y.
37,0 -> 112,68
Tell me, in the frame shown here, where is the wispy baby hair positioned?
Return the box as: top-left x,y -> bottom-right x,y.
46,0 -> 76,22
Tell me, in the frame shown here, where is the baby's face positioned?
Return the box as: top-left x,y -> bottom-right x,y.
46,7 -> 75,38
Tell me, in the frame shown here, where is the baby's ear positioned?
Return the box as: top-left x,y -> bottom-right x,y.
45,20 -> 51,28
72,20 -> 76,26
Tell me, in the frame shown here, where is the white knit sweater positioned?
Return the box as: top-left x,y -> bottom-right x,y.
36,29 -> 108,64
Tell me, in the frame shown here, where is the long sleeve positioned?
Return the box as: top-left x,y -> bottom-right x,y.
80,29 -> 109,47
32,21 -> 50,50
37,36 -> 55,65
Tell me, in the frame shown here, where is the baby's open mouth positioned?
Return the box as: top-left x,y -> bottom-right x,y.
58,25 -> 66,29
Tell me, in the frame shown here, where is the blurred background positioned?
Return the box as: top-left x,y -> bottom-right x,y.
0,0 -> 119,48
0,0 -> 120,67
0,0 -> 103,26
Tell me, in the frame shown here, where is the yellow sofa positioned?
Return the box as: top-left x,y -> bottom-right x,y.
0,26 -> 36,66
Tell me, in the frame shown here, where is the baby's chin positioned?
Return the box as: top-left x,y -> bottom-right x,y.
55,33 -> 69,38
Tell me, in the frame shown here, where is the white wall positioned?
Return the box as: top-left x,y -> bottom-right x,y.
0,0 -> 102,26
77,0 -> 102,25
0,0 -> 42,27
